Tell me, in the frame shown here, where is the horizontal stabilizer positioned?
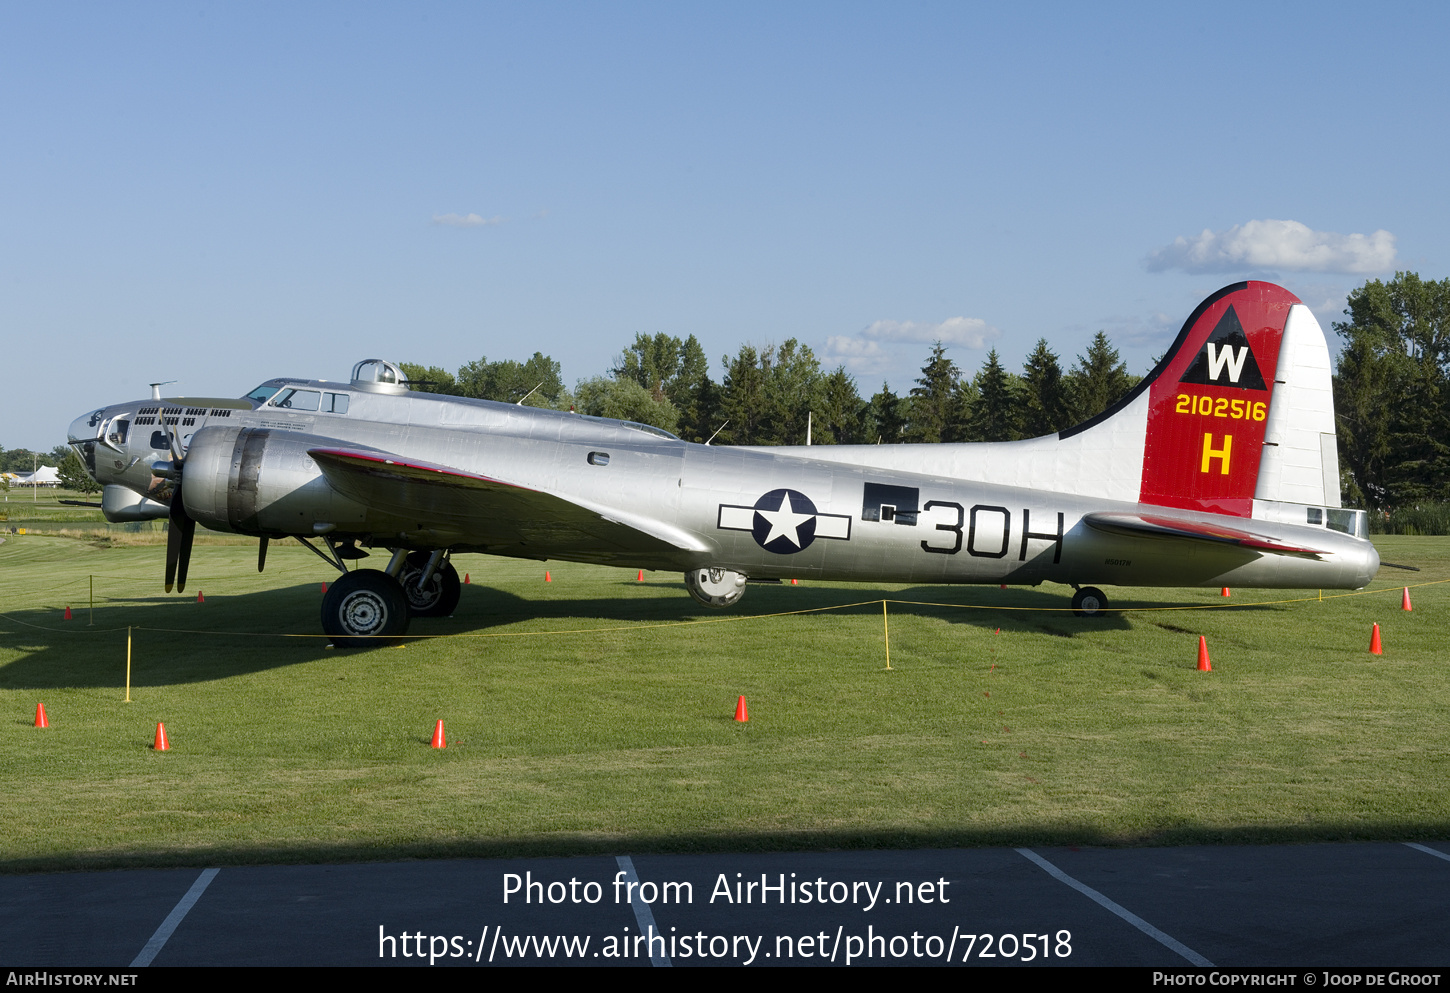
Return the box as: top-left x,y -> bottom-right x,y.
1083,511 -> 1326,557
308,447 -> 709,556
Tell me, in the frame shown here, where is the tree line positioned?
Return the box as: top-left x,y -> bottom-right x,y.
400,270 -> 1450,515
400,330 -> 1142,448
20,272 -> 1444,513
1332,272 -> 1450,511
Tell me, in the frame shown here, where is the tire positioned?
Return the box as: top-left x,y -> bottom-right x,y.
321,570 -> 411,648
683,567 -> 748,608
398,552 -> 461,618
1072,586 -> 1108,618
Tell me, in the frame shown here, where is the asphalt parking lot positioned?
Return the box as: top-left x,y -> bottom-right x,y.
2,842 -> 1447,968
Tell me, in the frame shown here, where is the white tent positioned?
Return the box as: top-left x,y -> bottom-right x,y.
13,466 -> 61,487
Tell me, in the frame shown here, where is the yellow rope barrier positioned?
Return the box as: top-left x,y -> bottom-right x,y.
0,578 -> 1444,640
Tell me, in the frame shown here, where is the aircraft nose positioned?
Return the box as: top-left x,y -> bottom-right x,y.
68,410 -> 106,444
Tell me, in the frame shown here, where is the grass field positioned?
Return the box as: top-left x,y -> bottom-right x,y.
1,526 -> 1447,873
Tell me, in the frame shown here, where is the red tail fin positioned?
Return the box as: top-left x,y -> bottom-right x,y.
1138,281 -> 1298,516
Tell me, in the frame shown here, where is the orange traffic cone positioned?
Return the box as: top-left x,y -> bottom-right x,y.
464,573 -> 470,584
1370,623 -> 1383,655
790,578 -> 798,586
1196,636 -> 1212,671
544,571 -> 552,583
1000,584 -> 1007,589
1402,587 -> 1412,611
153,723 -> 170,751
321,582 -> 328,594
196,591 -> 204,603
637,569 -> 644,581
64,606 -> 72,620
431,720 -> 446,749
1221,587 -> 1231,597
34,703 -> 48,728
734,696 -> 749,722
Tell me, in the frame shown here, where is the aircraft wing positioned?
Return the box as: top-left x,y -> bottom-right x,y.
1083,512 -> 1327,557
308,447 -> 710,558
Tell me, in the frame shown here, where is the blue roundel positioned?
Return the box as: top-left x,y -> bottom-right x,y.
751,488 -> 818,554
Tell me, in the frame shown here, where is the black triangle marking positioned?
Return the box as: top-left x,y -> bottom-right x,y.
1178,306 -> 1267,390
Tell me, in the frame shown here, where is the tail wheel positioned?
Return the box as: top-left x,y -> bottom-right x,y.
1072,586 -> 1108,618
322,570 -> 410,648
399,552 -> 461,618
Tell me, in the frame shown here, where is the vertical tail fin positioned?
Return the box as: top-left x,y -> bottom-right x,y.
1135,281 -> 1300,516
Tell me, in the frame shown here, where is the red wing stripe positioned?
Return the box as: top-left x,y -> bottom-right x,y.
1085,512 -> 1325,556
308,447 -> 532,491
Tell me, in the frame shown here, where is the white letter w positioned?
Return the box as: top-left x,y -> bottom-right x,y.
1205,343 -> 1248,383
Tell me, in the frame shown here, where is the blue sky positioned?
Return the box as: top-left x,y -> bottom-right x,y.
4,2 -> 1447,448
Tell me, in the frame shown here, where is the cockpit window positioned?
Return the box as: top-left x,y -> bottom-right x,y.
270,388 -> 321,411
324,392 -> 349,414
246,385 -> 281,404
574,414 -> 681,441
623,421 -> 680,440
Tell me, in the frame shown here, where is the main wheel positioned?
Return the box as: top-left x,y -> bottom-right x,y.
398,552 -> 461,617
322,570 -> 411,647
1072,586 -> 1108,618
684,567 -> 748,608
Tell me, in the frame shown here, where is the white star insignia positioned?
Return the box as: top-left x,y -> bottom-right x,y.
757,491 -> 814,547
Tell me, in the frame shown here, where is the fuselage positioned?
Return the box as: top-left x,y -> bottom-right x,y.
69,376 -> 1380,592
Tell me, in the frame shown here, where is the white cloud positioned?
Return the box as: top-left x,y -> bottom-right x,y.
856,316 -> 999,348
1145,219 -> 1395,275
824,316 -> 1001,377
431,212 -> 505,227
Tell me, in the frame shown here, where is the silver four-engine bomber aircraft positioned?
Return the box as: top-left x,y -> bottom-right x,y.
68,281 -> 1379,646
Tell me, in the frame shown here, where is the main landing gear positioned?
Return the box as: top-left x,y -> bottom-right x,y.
322,571 -> 410,648
1071,586 -> 1108,618
320,548 -> 461,648
399,551 -> 461,618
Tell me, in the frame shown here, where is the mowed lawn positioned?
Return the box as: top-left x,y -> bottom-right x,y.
1,530 -> 1446,871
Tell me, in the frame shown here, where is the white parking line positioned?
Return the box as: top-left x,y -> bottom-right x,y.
130,868 -> 220,967
1404,842 -> 1450,864
1015,848 -> 1213,966
615,856 -> 671,967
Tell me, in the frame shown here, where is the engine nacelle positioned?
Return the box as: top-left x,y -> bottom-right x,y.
181,426 -> 368,536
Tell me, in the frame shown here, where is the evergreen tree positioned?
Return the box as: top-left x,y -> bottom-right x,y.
965,349 -> 1023,442
1065,331 -> 1134,421
1021,338 -> 1070,436
943,378 -> 979,442
906,342 -> 961,443
715,339 -> 827,445
814,367 -> 866,445
866,383 -> 908,444
716,345 -> 769,445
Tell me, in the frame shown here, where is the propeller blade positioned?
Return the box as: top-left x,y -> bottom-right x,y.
159,407 -> 192,592
258,536 -> 268,572
162,408 -> 185,463
175,511 -> 196,592
165,480 -> 196,593
165,502 -> 182,592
